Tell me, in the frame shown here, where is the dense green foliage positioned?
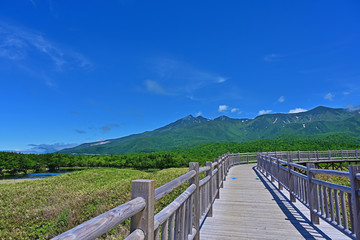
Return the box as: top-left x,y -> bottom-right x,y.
59,106 -> 360,154
1,134 -> 360,175
0,167 -> 188,239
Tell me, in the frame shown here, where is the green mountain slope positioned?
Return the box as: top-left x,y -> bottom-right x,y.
59,106 -> 360,154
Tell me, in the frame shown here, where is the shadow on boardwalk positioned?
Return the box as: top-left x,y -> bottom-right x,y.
253,166 -> 332,240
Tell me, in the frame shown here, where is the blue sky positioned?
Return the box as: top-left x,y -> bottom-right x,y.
1,1 -> 359,153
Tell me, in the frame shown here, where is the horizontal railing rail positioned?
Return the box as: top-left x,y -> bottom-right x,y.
257,152 -> 360,240
265,150 -> 359,163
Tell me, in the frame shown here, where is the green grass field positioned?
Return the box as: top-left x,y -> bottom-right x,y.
0,167 -> 188,239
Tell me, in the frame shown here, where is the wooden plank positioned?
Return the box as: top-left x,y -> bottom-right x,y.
200,164 -> 351,240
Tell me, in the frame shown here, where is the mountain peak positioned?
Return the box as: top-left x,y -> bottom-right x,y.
182,115 -> 196,121
214,115 -> 231,121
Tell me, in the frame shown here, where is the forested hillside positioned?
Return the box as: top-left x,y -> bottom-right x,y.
59,106 -> 360,155
2,134 -> 359,174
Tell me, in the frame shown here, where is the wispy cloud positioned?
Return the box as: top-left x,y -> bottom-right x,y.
346,104 -> 360,112
0,22 -> 93,85
218,105 -> 229,112
29,0 -> 37,7
324,92 -> 334,101
145,80 -> 171,95
231,108 -> 239,113
196,111 -> 202,117
289,108 -> 307,114
263,54 -> 282,62
217,77 -> 227,83
278,96 -> 285,103
75,129 -> 87,134
148,58 -> 227,96
15,143 -> 78,154
101,124 -> 119,132
258,109 -> 272,115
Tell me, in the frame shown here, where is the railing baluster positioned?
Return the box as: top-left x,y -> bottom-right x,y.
334,189 -> 341,226
319,185 -> 324,217
328,188 -> 334,223
324,186 -> 329,220
340,191 -> 348,230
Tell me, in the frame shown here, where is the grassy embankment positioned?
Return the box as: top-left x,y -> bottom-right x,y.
0,167 -> 188,239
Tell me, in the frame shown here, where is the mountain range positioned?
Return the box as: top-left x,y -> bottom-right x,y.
59,106 -> 360,154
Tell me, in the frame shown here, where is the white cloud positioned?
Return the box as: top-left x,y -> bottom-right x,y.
0,22 -> 92,70
343,91 -> 350,95
346,104 -> 360,112
15,143 -> 78,154
150,58 -> 227,95
278,96 -> 285,103
29,0 -> 36,7
324,92 -> 334,101
145,80 -> 170,95
289,108 -> 307,114
196,111 -> 202,117
258,109 -> 272,115
264,54 -> 282,62
218,105 -> 229,112
217,77 -> 227,83
231,108 -> 239,113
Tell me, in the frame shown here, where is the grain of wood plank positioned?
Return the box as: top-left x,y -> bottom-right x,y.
200,164 -> 351,240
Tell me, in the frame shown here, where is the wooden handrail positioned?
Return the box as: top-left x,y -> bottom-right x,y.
154,170 -> 196,201
52,197 -> 146,240
257,152 -> 360,240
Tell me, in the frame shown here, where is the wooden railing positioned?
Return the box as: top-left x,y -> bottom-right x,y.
257,152 -> 360,240
265,150 -> 359,163
52,153 -> 249,240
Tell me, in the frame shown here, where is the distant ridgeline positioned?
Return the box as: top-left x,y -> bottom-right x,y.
1,134 -> 360,173
59,106 -> 360,155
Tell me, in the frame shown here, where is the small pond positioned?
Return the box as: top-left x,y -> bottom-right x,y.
0,171 -> 73,180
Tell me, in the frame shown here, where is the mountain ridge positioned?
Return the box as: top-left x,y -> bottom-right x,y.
59,106 -> 360,154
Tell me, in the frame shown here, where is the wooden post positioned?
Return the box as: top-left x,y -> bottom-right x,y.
349,165 -> 360,239
215,158 -> 220,199
297,150 -> 300,162
189,162 -> 200,240
266,155 -> 270,177
307,163 -> 319,224
220,157 -> 224,188
356,149 -> 358,160
131,180 -> 155,240
277,159 -> 283,190
287,152 -> 296,202
270,156 -> 275,182
206,161 -> 213,217
328,150 -> 331,161
246,152 -> 249,164
341,150 -> 343,161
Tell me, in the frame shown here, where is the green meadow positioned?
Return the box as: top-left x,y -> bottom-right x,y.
0,167 -> 188,239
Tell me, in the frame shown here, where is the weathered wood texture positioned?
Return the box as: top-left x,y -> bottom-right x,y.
131,180 -> 155,240
51,197 -> 146,240
200,164 -> 351,240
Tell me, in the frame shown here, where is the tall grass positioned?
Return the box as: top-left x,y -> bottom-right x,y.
0,167 -> 188,239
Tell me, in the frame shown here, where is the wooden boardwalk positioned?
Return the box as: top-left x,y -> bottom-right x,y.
200,164 -> 350,240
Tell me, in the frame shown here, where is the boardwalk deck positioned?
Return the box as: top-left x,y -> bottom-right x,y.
200,164 -> 350,240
